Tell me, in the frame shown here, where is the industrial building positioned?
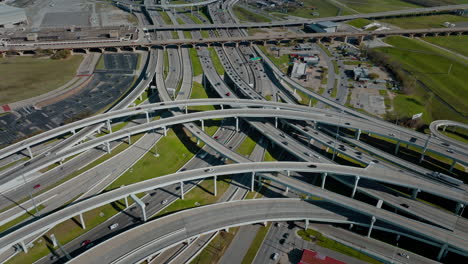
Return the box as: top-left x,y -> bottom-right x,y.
0,4 -> 27,28
304,21 -> 338,33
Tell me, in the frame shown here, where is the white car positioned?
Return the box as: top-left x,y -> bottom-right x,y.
162,199 -> 168,205
272,253 -> 279,260
109,223 -> 119,230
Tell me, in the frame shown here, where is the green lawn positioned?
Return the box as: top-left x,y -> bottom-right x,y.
346,18 -> 372,28
209,47 -> 225,76
423,35 -> 468,57
190,228 -> 239,264
441,130 -> 468,144
233,6 -> 271,22
105,129 -> 196,190
297,228 -> 383,264
241,223 -> 271,264
95,54 -> 105,70
377,36 -> 468,119
0,56 -> 83,105
164,50 -> 169,79
189,81 -> 216,112
0,205 -> 45,234
190,48 -> 203,76
381,14 -> 468,29
339,0 -> 419,13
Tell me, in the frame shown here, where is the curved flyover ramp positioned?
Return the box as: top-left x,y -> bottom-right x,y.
430,120 -> 468,149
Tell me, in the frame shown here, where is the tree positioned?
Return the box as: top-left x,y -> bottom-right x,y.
51,49 -> 71,60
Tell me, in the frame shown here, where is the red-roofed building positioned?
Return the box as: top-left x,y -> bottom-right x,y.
300,249 -> 346,264
1,105 -> 11,112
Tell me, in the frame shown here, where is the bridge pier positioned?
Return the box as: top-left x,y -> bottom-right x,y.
449,159 -> 456,172
79,213 -> 86,229
180,182 -> 184,199
321,172 -> 327,189
394,140 -> 400,155
355,129 -> 361,140
213,175 -> 217,196
419,134 -> 431,163
125,196 -> 129,208
456,203 -> 464,215
367,216 -> 376,238
107,120 -> 112,133
26,146 -> 33,158
258,175 -> 263,190
411,188 -> 420,199
251,172 -> 255,192
106,141 -> 110,154
130,194 -> 147,222
437,244 -> 448,261
275,117 -> 278,128
20,240 -> 28,253
235,117 -> 239,132
127,134 -> 132,145
201,119 -> 205,131
145,111 -> 150,123
351,176 -> 360,198
163,126 -> 167,136
308,97 -> 312,107
305,219 -> 309,230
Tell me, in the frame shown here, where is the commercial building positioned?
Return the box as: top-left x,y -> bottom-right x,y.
291,62 -> 307,79
305,21 -> 338,33
304,56 -> 319,66
353,66 -> 370,81
0,4 -> 27,28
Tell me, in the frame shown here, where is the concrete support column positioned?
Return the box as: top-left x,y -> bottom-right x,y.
351,176 -> 360,198
305,219 -> 309,230
394,140 -> 400,155
275,117 -> 278,128
411,188 -> 420,199
51,234 -> 58,247
456,203 -> 464,215
308,97 -> 312,107
145,111 -> 150,123
258,175 -> 263,191
79,213 -> 86,229
220,104 -> 224,110
139,94 -> 143,101
285,185 -> 289,194
235,117 -> 239,132
251,172 -> 255,192
321,172 -> 327,189
71,129 -> 76,135
163,126 -> 167,136
367,216 -> 376,238
130,194 -> 146,222
106,142 -> 111,154
355,129 -> 361,140
180,182 -> 184,199
125,196 -> 129,208
419,134 -> 431,163
449,159 -> 456,172
185,105 -> 188,114
107,120 -> 112,133
127,134 -> 132,145
26,146 -> 33,158
201,119 -> 205,131
20,241 -> 28,253
287,170 -> 290,177
437,244 -> 448,261
213,175 -> 217,196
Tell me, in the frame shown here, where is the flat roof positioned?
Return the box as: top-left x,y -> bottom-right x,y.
0,4 -> 27,25
317,21 -> 338,28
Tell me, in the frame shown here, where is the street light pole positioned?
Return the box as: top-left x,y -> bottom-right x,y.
21,173 -> 39,215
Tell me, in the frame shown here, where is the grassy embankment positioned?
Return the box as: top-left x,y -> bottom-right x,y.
374,36 -> 468,123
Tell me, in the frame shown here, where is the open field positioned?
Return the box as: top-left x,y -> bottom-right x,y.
375,36 -> 468,122
338,0 -> 419,13
0,56 -> 83,105
279,0 -> 344,18
423,35 -> 468,57
380,14 -> 468,29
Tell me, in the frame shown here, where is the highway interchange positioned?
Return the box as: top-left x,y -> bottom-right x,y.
0,0 -> 467,263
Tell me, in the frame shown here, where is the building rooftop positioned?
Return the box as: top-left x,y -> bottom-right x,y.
317,21 -> 338,28
0,4 -> 27,26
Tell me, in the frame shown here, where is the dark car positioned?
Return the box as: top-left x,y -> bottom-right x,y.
283,233 -> 290,239
225,92 -> 231,96
81,240 -> 92,247
33,184 -> 41,189
400,203 -> 409,208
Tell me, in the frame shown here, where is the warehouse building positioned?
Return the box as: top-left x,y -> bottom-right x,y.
0,4 -> 27,28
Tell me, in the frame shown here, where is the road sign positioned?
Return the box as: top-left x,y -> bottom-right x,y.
412,112 -> 423,120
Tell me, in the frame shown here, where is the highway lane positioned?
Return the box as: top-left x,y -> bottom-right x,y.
430,120 -> 468,150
